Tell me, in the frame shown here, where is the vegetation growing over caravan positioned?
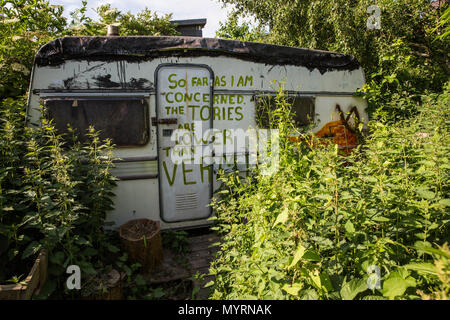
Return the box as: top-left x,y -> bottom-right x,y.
209,85 -> 449,300
0,0 -> 180,299
208,0 -> 449,300
0,0 -> 449,300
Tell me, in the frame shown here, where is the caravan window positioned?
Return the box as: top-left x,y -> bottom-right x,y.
255,96 -> 315,129
44,98 -> 149,146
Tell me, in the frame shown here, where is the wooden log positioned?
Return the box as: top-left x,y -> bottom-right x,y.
88,269 -> 124,300
119,219 -> 163,273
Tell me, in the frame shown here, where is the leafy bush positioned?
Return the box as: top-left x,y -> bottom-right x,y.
0,0 -> 181,299
69,1 -> 179,37
209,85 -> 449,300
0,96 -> 118,296
217,0 -> 449,120
0,0 -> 178,99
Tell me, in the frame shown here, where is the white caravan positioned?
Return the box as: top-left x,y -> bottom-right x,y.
27,36 -> 368,230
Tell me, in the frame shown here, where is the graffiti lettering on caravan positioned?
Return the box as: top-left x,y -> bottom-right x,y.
167,73 -> 253,88
164,104 -> 244,121
169,123 -> 280,167
160,127 -> 279,187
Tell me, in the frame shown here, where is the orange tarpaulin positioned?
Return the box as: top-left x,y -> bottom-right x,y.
289,104 -> 360,154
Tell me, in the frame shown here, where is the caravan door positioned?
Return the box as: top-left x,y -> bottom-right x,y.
156,64 -> 214,223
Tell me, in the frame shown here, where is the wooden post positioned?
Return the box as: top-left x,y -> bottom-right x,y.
119,219 -> 163,273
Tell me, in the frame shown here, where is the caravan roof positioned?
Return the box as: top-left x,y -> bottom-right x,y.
35,36 -> 360,75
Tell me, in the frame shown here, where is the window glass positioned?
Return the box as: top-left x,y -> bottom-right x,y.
44,98 -> 149,146
255,96 -> 315,129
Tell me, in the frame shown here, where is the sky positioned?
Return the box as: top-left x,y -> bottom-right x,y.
49,0 -> 233,37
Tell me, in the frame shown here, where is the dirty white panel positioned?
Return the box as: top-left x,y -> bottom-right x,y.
107,179 -> 160,228
28,52 -> 368,230
31,56 -> 365,94
179,56 -> 365,93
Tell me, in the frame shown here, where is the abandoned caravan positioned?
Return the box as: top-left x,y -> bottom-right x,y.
26,36 -> 368,230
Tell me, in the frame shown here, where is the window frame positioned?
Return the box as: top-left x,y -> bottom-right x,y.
41,94 -> 150,148
254,93 -> 316,129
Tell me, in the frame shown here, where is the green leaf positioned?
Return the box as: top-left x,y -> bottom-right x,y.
372,216 -> 391,222
300,289 -> 318,300
315,194 -> 333,201
50,251 -> 65,266
382,270 -> 416,299
191,286 -> 200,297
414,244 -> 450,259
340,278 -> 368,300
22,241 -> 42,259
75,237 -> 90,246
79,261 -> 96,275
303,250 -> 321,261
83,247 -> 98,257
288,244 -> 306,268
118,253 -> 128,262
404,263 -> 437,276
204,280 -> 215,288
438,198 -> 450,207
344,220 -> 355,234
319,272 -> 334,292
415,187 -> 435,200
282,282 -> 303,296
273,207 -> 289,227
106,244 -> 120,253
134,274 -> 146,286
309,270 -> 322,289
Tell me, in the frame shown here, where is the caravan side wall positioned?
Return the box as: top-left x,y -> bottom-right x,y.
27,54 -> 368,230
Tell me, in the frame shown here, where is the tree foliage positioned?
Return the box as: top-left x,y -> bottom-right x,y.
0,0 -> 67,98
217,0 -> 449,119
69,1 -> 179,37
0,0 -> 178,99
216,12 -> 267,42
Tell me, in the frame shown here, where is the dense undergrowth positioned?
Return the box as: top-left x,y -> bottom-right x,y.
0,96 -> 191,299
0,96 -> 120,296
0,0 -> 180,299
209,85 -> 449,300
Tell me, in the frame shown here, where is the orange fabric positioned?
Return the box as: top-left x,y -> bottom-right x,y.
314,120 -> 358,147
288,120 -> 358,155
288,105 -> 360,155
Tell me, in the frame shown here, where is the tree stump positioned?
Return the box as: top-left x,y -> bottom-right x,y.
83,269 -> 124,300
119,219 -> 163,273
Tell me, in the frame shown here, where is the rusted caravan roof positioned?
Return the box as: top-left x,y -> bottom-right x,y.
35,36 -> 360,74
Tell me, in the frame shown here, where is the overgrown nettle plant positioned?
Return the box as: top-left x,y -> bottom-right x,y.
210,86 -> 449,300
0,97 -> 118,296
